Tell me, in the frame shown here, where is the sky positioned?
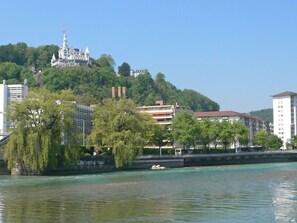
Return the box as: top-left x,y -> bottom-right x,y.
1,0 -> 297,112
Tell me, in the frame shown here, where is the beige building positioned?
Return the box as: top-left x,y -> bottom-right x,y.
138,101 -> 190,125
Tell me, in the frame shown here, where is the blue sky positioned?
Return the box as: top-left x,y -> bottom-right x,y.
1,0 -> 297,112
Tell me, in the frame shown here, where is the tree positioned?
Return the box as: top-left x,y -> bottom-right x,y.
88,98 -> 154,168
118,62 -> 131,77
150,124 -> 171,156
232,121 -> 249,147
268,135 -> 283,150
209,119 -> 221,149
218,121 -> 234,149
172,111 -> 200,149
290,135 -> 297,149
95,54 -> 116,69
4,89 -> 79,174
253,130 -> 269,149
199,119 -> 213,149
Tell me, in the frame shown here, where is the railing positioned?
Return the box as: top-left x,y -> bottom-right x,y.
0,134 -> 11,148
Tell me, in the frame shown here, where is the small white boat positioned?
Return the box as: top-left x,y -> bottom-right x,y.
151,165 -> 166,170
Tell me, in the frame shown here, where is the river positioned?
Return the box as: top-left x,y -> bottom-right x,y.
1,162 -> 297,223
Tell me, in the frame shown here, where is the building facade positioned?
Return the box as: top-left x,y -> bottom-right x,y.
51,33 -> 91,68
194,111 -> 269,147
272,91 -> 297,148
72,103 -> 93,146
130,69 -> 148,78
138,101 -> 190,125
0,80 -> 29,139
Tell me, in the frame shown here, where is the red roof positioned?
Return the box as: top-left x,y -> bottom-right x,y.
193,111 -> 263,121
272,91 -> 297,97
194,111 -> 242,117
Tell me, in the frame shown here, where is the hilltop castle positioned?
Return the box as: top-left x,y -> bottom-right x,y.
51,33 -> 91,67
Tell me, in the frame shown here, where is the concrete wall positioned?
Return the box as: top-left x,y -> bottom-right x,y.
2,152 -> 297,175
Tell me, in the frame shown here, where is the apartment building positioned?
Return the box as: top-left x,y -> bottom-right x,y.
272,91 -> 297,148
194,111 -> 269,146
138,101 -> 190,125
0,80 -> 28,139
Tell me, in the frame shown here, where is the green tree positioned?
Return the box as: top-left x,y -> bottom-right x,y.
118,62 -> 131,77
172,111 -> 200,149
209,119 -> 221,148
218,121 -> 234,149
290,135 -> 297,149
150,124 -> 171,156
4,89 -> 79,174
268,135 -> 283,150
253,130 -> 269,149
199,119 -> 212,149
94,54 -> 116,69
233,121 -> 249,147
88,98 -> 154,168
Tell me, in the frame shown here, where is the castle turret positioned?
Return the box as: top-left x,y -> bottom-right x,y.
63,32 -> 68,49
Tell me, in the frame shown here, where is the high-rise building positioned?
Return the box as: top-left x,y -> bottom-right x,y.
0,80 -> 28,139
51,32 -> 91,67
272,91 -> 297,148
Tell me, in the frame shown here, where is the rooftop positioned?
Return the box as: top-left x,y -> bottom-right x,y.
193,111 -> 263,121
272,91 -> 297,97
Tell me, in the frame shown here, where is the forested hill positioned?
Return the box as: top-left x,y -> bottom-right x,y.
0,42 -> 219,112
248,109 -> 273,123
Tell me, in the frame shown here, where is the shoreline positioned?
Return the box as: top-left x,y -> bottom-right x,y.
1,151 -> 297,175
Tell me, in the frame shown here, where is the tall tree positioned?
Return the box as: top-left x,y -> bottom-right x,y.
232,121 -> 249,147
88,98 -> 154,168
172,111 -> 200,149
253,130 -> 269,149
4,89 -> 79,174
118,62 -> 131,77
268,135 -> 283,150
150,124 -> 171,156
218,121 -> 234,149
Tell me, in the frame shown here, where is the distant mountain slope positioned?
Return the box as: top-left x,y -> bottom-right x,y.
0,42 -> 220,112
248,109 -> 273,123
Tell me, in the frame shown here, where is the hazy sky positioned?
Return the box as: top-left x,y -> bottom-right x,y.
1,0 -> 297,112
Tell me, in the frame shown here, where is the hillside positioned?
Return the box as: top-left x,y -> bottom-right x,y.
0,43 -> 219,112
248,109 -> 273,123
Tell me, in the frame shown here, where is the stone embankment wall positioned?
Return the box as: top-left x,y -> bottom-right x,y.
2,152 -> 297,175
183,151 -> 297,167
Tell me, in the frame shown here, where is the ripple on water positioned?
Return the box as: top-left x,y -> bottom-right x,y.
0,163 -> 297,223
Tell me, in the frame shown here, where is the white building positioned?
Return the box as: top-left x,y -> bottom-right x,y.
130,69 -> 148,78
0,80 -> 28,139
272,91 -> 297,148
51,33 -> 91,68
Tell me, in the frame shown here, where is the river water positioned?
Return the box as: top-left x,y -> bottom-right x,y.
1,163 -> 297,223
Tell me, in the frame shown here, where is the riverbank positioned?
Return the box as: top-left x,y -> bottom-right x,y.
1,151 -> 297,175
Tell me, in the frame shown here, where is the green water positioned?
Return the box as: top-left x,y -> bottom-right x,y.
1,163 -> 297,223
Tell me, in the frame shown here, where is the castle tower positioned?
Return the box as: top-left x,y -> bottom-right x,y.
63,32 -> 68,49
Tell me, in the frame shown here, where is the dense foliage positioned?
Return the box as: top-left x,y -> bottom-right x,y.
172,111 -> 249,149
4,89 -> 80,174
88,98 -> 155,167
248,109 -> 273,123
0,43 -> 219,112
253,130 -> 283,150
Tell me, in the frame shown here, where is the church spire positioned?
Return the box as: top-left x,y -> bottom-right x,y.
63,31 -> 68,49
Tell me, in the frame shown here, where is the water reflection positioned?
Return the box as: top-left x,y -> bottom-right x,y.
272,180 -> 297,223
1,163 -> 297,223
